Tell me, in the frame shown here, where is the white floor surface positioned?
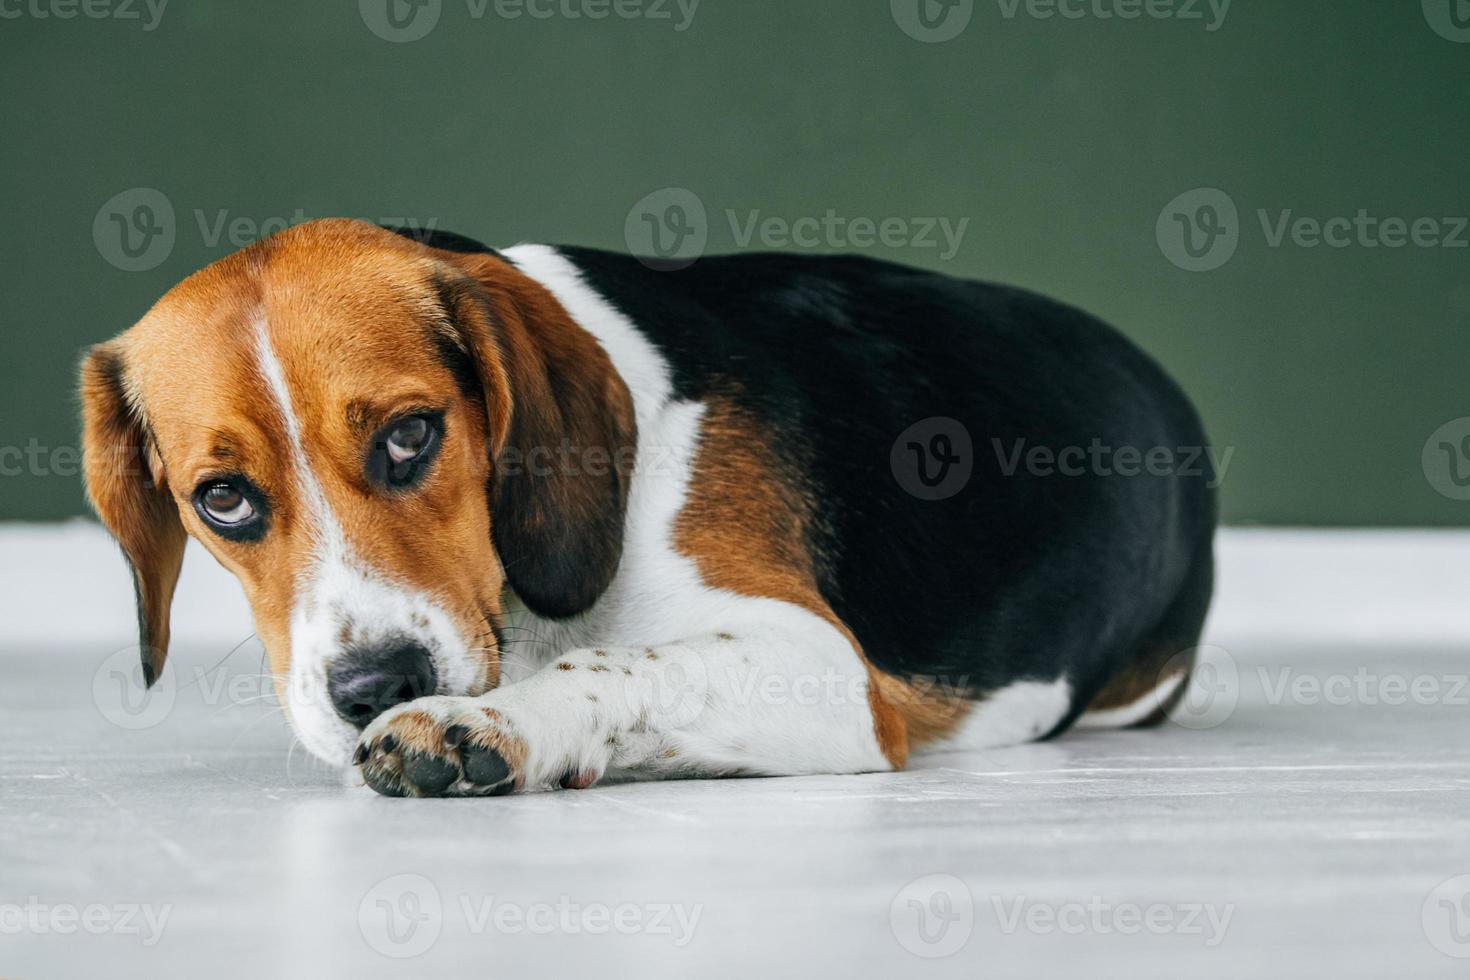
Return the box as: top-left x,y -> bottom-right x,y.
1,525 -> 1468,978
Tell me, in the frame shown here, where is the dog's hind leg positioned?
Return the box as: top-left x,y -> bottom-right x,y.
1076,537 -> 1215,730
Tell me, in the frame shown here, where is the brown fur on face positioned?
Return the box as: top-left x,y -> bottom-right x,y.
80,219 -> 634,702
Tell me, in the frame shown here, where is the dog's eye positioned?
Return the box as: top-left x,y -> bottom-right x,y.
386,417 -> 430,464
368,413 -> 443,490
202,484 -> 253,524
193,479 -> 266,541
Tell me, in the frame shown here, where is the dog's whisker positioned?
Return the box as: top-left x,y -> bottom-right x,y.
172,632 -> 262,695
219,694 -> 285,708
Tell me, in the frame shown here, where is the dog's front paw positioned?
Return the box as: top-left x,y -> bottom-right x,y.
353,697 -> 528,798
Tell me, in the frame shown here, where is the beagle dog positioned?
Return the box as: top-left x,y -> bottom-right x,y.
80,218 -> 1217,797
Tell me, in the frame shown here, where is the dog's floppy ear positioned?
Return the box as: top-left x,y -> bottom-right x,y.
80,343 -> 187,687
432,254 -> 637,619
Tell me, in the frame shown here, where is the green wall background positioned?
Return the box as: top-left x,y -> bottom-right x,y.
1,0 -> 1466,525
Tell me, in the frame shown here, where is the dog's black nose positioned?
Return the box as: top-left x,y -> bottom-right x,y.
327,641 -> 437,729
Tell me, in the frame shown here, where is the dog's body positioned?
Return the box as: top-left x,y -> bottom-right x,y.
81,219 -> 1215,796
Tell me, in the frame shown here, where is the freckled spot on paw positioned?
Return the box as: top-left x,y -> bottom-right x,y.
593,649 -> 607,657
413,614 -> 430,630
556,662 -> 576,671
588,664 -> 610,673
716,632 -> 735,641
605,734 -> 617,745
661,748 -> 678,758
645,650 -> 658,660
621,666 -> 632,676
585,694 -> 599,703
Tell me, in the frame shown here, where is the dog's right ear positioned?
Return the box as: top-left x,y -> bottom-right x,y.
79,343 -> 186,688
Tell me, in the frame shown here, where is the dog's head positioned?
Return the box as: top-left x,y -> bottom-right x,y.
79,219 -> 635,763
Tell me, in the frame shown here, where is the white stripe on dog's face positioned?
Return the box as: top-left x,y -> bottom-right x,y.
252,314 -> 478,765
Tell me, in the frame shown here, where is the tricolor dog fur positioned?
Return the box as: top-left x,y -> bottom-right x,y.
79,219 -> 1217,797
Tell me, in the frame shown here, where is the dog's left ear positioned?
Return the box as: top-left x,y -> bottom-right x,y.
431,252 -> 638,619
79,343 -> 187,687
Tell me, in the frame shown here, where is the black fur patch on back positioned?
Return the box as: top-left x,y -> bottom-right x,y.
382,225 -> 504,259
555,247 -> 1218,711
